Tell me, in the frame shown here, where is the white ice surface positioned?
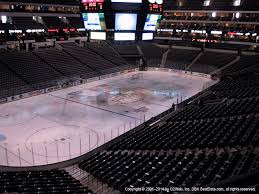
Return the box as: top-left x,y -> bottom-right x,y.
0,71 -> 211,166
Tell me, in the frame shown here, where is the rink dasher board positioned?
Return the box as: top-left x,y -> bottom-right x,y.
147,67 -> 211,79
0,68 -> 211,105
0,68 -> 140,105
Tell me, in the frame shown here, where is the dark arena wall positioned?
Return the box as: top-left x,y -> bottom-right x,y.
0,0 -> 259,194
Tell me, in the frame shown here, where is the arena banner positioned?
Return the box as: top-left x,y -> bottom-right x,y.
73,80 -> 82,86
100,74 -> 112,80
32,89 -> 45,96
82,79 -> 88,84
54,85 -> 62,90
122,69 -> 131,74
124,68 -> 137,74
45,81 -> 83,95
100,75 -> 108,79
46,85 -> 62,93
0,98 -> 7,104
61,84 -> 69,89
169,69 -> 182,73
7,95 -> 20,102
21,93 -> 31,99
87,76 -> 100,83
191,72 -> 211,78
27,89 -> 45,97
111,72 -> 120,77
147,67 -> 158,71
46,87 -> 55,93
68,82 -> 75,87
146,67 -> 157,71
161,68 -> 171,72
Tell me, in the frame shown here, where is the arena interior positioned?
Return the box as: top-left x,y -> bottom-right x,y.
0,0 -> 259,193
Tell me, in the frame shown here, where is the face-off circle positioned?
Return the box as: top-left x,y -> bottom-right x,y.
25,125 -> 98,158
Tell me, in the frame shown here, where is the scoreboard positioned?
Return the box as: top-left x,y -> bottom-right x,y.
80,0 -> 164,41
83,3 -> 103,11
81,0 -> 104,11
148,3 -> 163,13
146,0 -> 163,13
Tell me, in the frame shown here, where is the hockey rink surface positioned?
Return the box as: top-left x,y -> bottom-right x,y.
0,71 -> 212,166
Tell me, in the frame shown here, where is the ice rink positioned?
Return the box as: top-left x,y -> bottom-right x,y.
0,71 -> 212,166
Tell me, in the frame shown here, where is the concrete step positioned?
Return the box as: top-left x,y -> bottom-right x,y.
65,165 -> 120,194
